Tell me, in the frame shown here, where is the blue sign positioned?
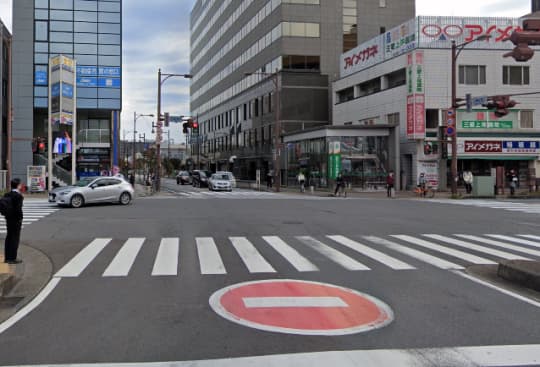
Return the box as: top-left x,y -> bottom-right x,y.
62,83 -> 74,98
77,76 -> 98,87
98,77 -> 121,88
99,67 -> 121,77
502,141 -> 540,150
35,70 -> 47,85
77,66 -> 98,76
51,83 -> 60,97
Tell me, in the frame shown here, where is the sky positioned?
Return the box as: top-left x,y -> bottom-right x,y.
0,0 -> 533,144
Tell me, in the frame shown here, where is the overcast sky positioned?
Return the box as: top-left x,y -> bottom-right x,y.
0,0 -> 532,143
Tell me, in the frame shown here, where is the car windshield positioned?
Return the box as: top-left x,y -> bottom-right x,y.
212,174 -> 230,180
75,178 -> 95,187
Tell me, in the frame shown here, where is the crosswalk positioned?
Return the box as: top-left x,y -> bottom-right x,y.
163,189 -> 328,200
428,198 -> 540,214
0,200 -> 59,234
54,233 -> 540,279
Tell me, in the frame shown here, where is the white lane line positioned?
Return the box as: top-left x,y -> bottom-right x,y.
151,238 -> 180,276
12,344 -> 540,366
456,234 -> 540,258
364,236 -> 464,270
296,236 -> 370,271
392,235 -> 496,265
196,237 -> 227,275
229,237 -> 276,273
486,234 -> 540,249
55,239 -> 111,277
0,278 -> 62,335
102,238 -> 145,277
453,270 -> 540,309
243,297 -> 348,308
424,235 -> 531,261
520,234 -> 540,241
262,236 -> 319,272
327,235 -> 415,270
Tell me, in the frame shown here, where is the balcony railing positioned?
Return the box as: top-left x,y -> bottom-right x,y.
78,129 -> 111,145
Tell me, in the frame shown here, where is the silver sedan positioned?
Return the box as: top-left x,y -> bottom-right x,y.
49,176 -> 135,208
208,173 -> 233,192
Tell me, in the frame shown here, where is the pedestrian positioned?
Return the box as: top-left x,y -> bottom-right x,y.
334,173 -> 345,197
297,171 -> 306,193
386,171 -> 394,198
2,178 -> 24,264
266,170 -> 273,189
129,173 -> 135,187
463,170 -> 473,194
509,169 -> 518,196
418,172 -> 427,197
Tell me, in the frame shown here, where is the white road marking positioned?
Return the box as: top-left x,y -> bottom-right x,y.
364,236 -> 464,270
102,238 -> 145,277
262,236 -> 319,272
296,236 -> 370,271
55,238 -> 111,277
327,235 -> 415,270
243,297 -> 348,308
486,234 -> 540,249
229,237 -> 276,273
196,237 -> 227,275
520,234 -> 540,241
151,238 -> 180,276
456,234 -> 540,257
424,235 -> 531,261
392,235 -> 496,265
13,344 -> 540,366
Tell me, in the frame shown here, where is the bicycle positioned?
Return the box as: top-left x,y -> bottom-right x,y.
414,185 -> 435,198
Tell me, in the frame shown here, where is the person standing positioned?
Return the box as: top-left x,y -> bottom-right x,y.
297,171 -> 306,193
463,170 -> 473,194
509,169 -> 518,196
386,171 -> 395,198
266,170 -> 273,189
129,173 -> 135,187
418,172 -> 427,197
334,173 -> 345,196
3,179 -> 24,264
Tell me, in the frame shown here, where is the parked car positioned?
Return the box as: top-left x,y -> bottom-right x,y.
49,176 -> 135,208
208,173 -> 233,192
176,171 -> 191,185
191,170 -> 210,188
216,171 -> 237,188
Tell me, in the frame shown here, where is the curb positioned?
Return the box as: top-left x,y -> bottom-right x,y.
497,260 -> 540,292
0,274 -> 15,298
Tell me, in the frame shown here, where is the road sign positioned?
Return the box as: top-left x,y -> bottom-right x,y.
170,115 -> 184,123
209,279 -> 394,336
446,126 -> 456,136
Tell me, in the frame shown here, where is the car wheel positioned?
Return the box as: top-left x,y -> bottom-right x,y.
119,192 -> 132,205
181,181 -> 185,185
70,194 -> 84,208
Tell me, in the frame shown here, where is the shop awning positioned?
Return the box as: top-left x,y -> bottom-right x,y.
449,156 -> 538,161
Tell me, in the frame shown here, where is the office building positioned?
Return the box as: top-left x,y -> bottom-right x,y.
533,0 -> 540,12
189,0 -> 414,181
0,20 -> 10,177
12,0 -> 122,184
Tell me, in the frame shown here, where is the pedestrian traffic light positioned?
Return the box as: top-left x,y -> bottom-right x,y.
504,19 -> 540,62
485,95 -> 517,118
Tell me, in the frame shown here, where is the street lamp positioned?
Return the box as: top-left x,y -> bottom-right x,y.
450,35 -> 491,195
156,69 -> 192,192
133,113 -> 153,173
244,69 -> 281,192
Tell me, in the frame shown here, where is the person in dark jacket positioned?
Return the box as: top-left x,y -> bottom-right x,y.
386,171 -> 395,198
334,173 -> 346,196
4,178 -> 24,264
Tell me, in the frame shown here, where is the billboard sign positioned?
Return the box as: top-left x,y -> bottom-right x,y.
341,35 -> 384,77
406,51 -> 425,140
27,166 -> 47,193
49,55 -> 76,126
384,18 -> 417,59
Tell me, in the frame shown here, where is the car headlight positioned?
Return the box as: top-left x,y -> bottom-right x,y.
59,191 -> 70,196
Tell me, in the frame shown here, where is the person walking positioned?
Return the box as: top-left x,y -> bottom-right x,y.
463,170 -> 473,194
3,179 -> 24,264
297,171 -> 306,193
334,173 -> 346,197
418,172 -> 427,197
129,173 -> 135,187
386,171 -> 395,198
509,169 -> 518,196
266,170 -> 273,189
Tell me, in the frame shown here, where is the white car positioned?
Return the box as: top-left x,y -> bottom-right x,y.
208,173 -> 233,192
216,171 -> 236,188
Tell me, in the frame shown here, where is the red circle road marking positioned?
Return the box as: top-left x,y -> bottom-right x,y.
209,279 -> 394,336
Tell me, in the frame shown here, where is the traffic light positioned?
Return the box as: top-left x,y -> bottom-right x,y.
182,122 -> 189,134
164,112 -> 170,127
485,95 -> 517,118
504,19 -> 540,62
192,121 -> 199,135
182,119 -> 198,134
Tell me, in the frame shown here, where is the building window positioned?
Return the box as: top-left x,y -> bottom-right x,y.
35,21 -> 49,41
343,0 -> 357,52
282,55 -> 320,70
520,110 -> 534,128
503,65 -> 530,85
282,22 -> 320,37
337,87 -> 354,103
458,65 -> 486,85
387,68 -> 406,88
379,26 -> 386,34
387,112 -> 399,125
425,109 -> 439,129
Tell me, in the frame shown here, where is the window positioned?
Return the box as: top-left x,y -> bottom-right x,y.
459,65 -> 486,85
503,66 -> 530,85
282,55 -> 320,70
387,68 -> 406,88
282,22 -> 320,37
387,112 -> 400,125
337,87 -> 354,103
425,109 -> 439,129
520,110 -> 534,128
380,26 -> 386,34
343,0 -> 357,52
35,21 -> 48,41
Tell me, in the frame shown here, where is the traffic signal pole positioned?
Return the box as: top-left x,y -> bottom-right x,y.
451,41 -> 458,196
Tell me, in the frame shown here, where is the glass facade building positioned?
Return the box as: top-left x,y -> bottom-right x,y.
12,0 -> 122,183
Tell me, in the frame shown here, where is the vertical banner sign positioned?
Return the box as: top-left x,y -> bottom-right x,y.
328,141 -> 342,180
48,55 -> 77,189
406,51 -> 426,139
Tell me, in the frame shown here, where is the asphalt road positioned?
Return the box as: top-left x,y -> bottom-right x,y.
0,182 -> 539,366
